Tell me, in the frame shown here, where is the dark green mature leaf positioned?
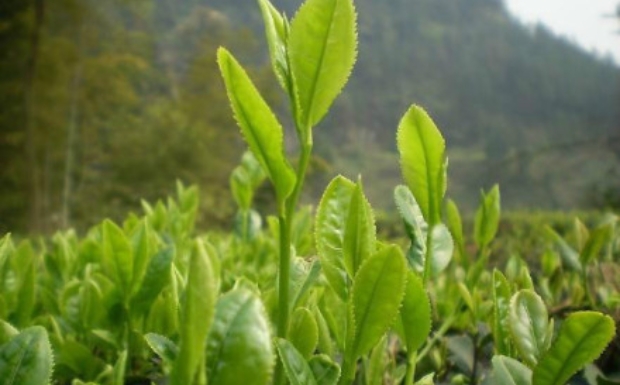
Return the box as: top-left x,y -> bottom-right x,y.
0,327 -> 54,385
289,0 -> 357,130
509,290 -> 549,367
102,219 -> 133,301
288,307 -> 319,359
315,176 -> 355,300
397,105 -> 447,226
170,240 -> 217,385
474,185 -> 500,249
207,288 -> 274,385
258,0 -> 290,90
308,355 -> 340,385
533,312 -> 615,385
343,180 -> 376,277
400,271 -> 431,353
217,47 -> 296,208
351,245 -> 407,358
492,355 -> 532,385
492,270 -> 513,356
276,338 -> 318,385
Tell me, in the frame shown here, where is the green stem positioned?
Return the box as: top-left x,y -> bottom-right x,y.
417,314 -> 456,363
338,356 -> 356,385
405,351 -> 418,385
274,136 -> 313,385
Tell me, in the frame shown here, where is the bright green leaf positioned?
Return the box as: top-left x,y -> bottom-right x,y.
170,240 -> 217,385
217,47 -> 296,208
288,307 -> 319,359
144,333 -> 178,365
309,355 -> 340,385
492,355 -> 532,385
533,312 -> 615,385
343,180 -> 376,277
258,0 -> 290,90
102,219 -> 134,301
492,270 -> 513,356
400,271 -> 431,353
315,176 -> 355,299
276,338 -> 318,385
509,290 -> 549,368
474,185 -> 500,249
0,327 -> 54,385
207,288 -> 274,385
289,0 -> 357,130
397,105 -> 447,226
351,245 -> 407,358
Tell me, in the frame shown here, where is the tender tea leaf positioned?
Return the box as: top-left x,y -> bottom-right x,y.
533,312 -> 615,385
343,180 -> 376,277
14,242 -> 37,327
492,270 -> 513,356
291,259 -> 322,310
217,47 -> 296,207
509,290 -> 549,367
351,245 -> 407,358
288,307 -> 319,359
112,350 -> 127,385
445,199 -> 465,261
492,355 -> 532,385
102,219 -> 134,301
397,105 -> 447,226
207,288 -> 274,385
308,355 -> 340,385
144,333 -> 178,365
428,223 -> 454,277
170,240 -> 217,385
0,233 -> 12,273
289,0 -> 357,130
474,185 -> 500,249
0,320 -> 18,345
130,220 -> 152,296
130,246 -> 174,315
315,176 -> 355,299
366,337 -> 388,385
545,226 -> 582,273
276,338 -> 318,385
400,271 -> 431,353
258,0 -> 290,90
230,151 -> 266,211
580,224 -> 613,265
0,327 -> 54,385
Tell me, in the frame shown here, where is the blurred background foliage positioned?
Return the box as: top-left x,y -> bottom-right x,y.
1,0 -> 619,235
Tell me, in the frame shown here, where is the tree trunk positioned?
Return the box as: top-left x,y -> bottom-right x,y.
24,0 -> 45,233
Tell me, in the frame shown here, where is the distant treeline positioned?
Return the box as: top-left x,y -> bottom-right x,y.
1,0 -> 618,234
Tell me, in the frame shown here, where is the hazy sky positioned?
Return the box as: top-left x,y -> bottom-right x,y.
504,0 -> 620,63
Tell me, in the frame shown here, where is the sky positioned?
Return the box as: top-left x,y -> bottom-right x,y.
504,0 -> 620,64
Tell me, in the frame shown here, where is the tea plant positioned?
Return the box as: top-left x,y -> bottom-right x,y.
0,0 -> 618,384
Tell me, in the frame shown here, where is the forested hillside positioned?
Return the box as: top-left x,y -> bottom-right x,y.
1,0 -> 618,234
